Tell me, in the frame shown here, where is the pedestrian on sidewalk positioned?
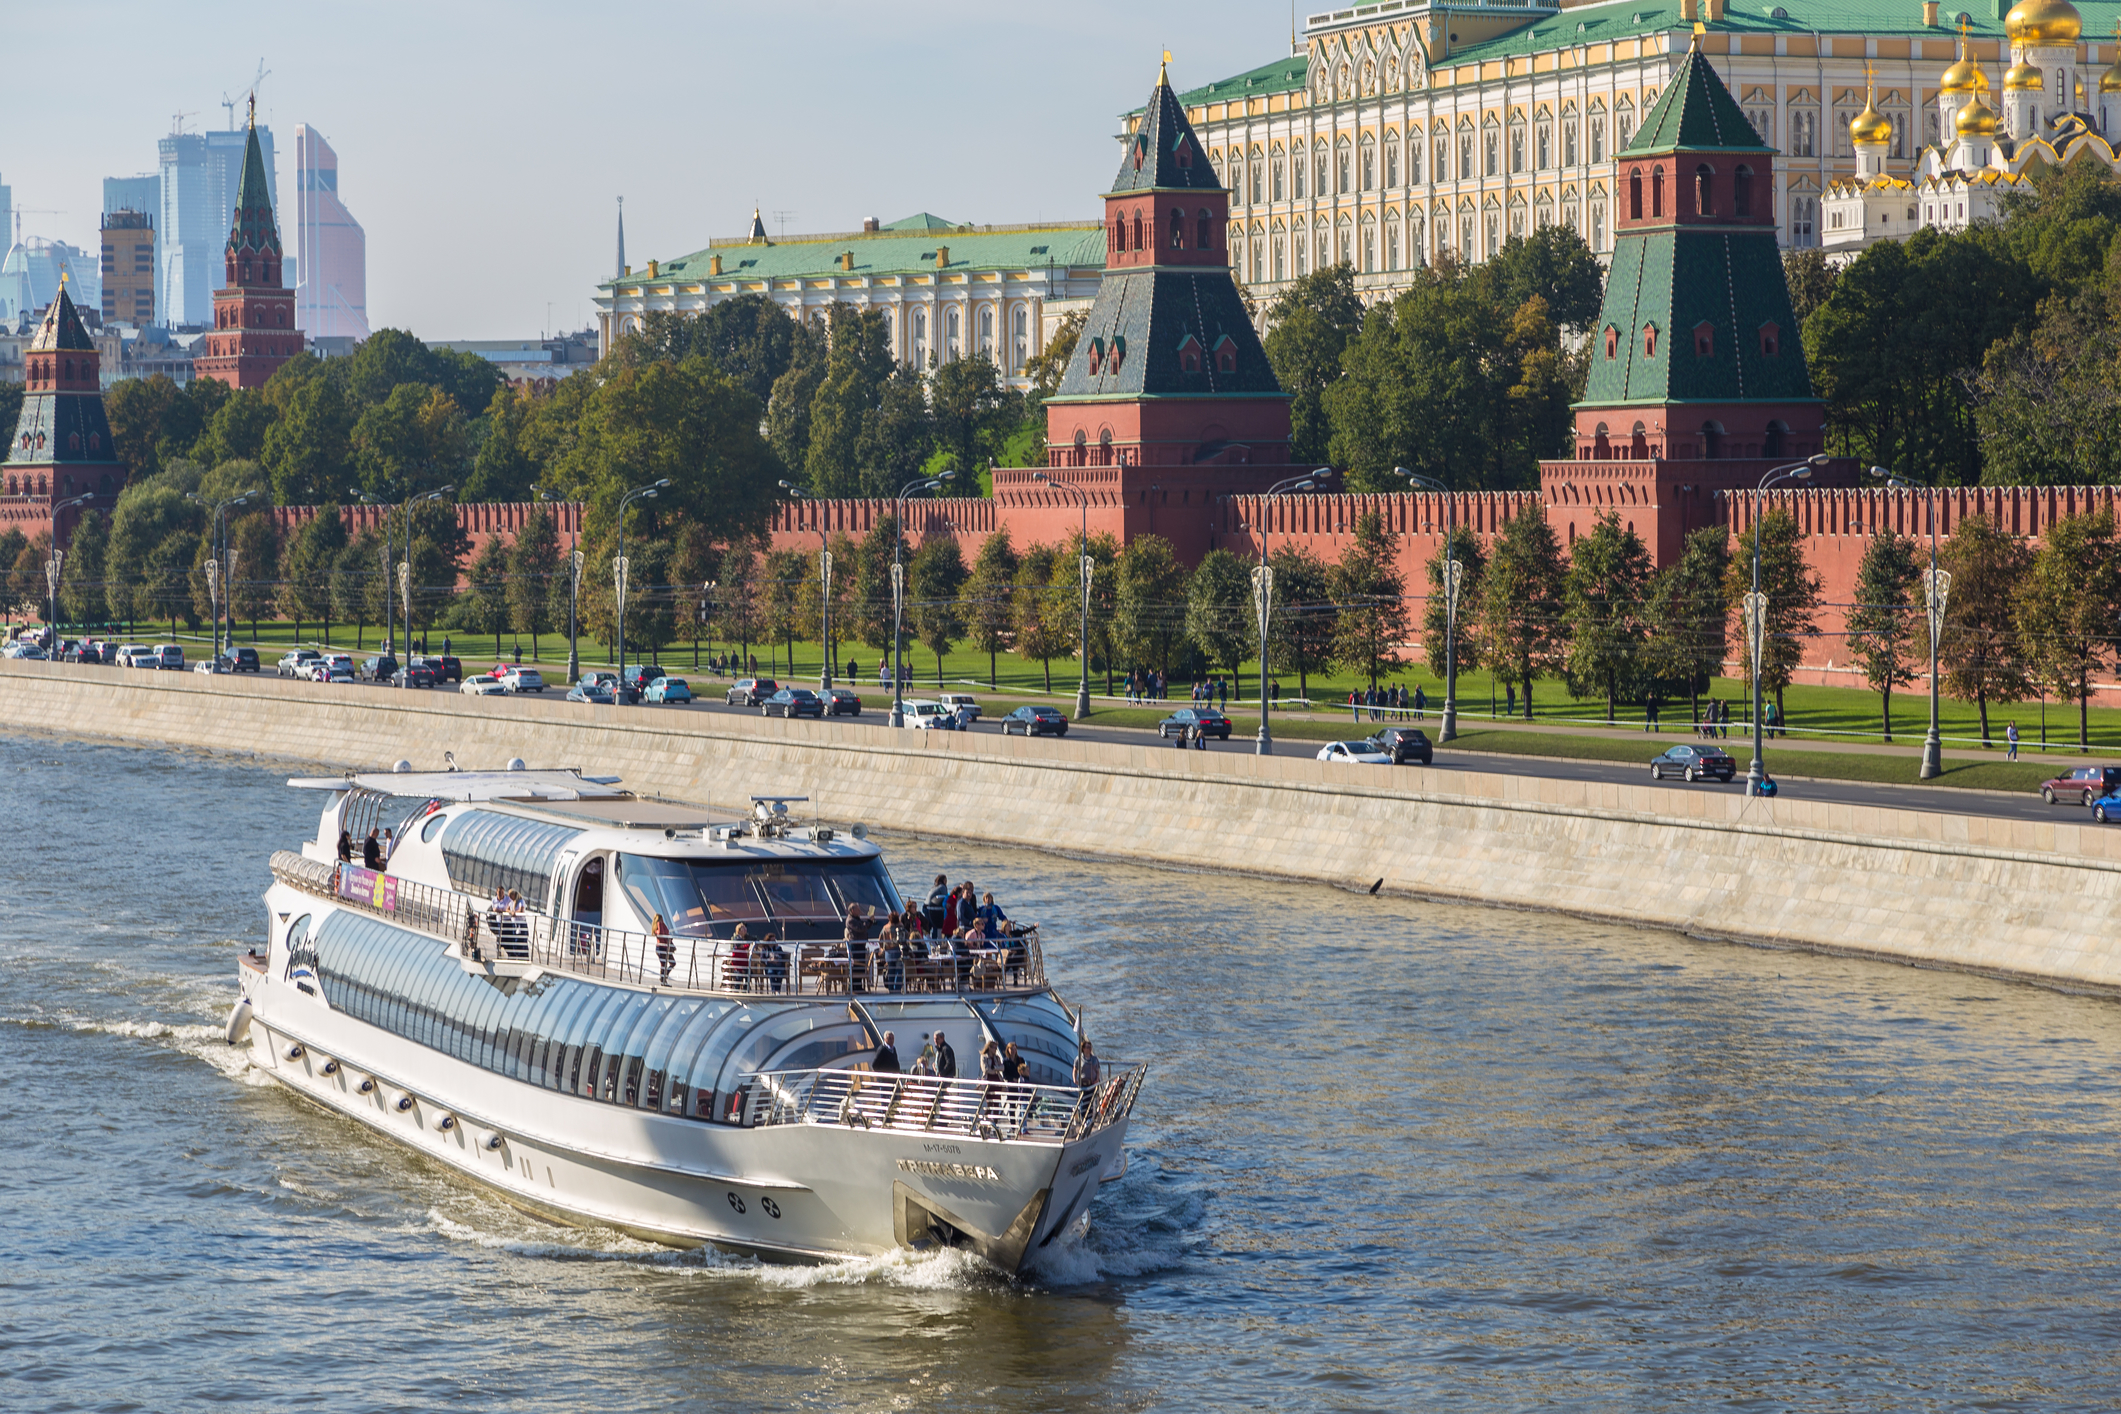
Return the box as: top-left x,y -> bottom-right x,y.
1645,696 -> 1660,733
2006,720 -> 2020,761
1506,682 -> 1516,717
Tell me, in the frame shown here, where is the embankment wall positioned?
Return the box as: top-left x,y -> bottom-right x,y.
5,661 -> 2119,994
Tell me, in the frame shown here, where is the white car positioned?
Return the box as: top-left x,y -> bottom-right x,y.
1317,740 -> 1394,765
193,658 -> 231,674
936,692 -> 982,721
461,674 -> 509,696
2,641 -> 48,660
899,700 -> 960,730
153,644 -> 185,670
305,656 -> 355,682
499,667 -> 546,693
277,649 -> 320,677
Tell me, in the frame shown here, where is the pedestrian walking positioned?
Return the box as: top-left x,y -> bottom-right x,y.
1505,682 -> 1516,717
1414,685 -> 1427,720
1645,696 -> 1660,733
2006,721 -> 2020,761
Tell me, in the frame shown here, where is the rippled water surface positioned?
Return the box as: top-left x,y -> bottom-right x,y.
6,736 -> 2121,1411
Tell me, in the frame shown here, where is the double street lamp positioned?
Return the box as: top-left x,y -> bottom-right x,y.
1869,466 -> 1948,778
1031,471 -> 1092,721
777,481 -> 834,690
186,490 -> 252,659
349,483 -> 453,684
888,470 -> 956,727
1740,455 -> 1825,795
47,492 -> 94,647
613,478 -> 669,700
1395,468 -> 1460,742
535,485 -> 583,684
1251,469 -> 1333,756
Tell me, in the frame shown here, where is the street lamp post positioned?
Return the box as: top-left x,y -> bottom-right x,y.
536,486 -> 582,683
1250,469 -> 1333,755
1396,469 -> 1460,742
777,481 -> 834,690
1869,466 -> 1948,777
614,478 -> 669,701
1741,456 -> 1825,795
888,470 -> 955,727
349,484 -> 451,679
1032,471 -> 1093,720
185,491 -> 251,657
48,492 -> 93,646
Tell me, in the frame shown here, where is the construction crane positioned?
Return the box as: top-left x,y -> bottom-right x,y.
221,60 -> 270,129
169,109 -> 199,137
12,209 -> 64,246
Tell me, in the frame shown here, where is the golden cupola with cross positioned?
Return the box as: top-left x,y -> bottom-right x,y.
2001,0 -> 2082,138
1849,76 -> 1894,180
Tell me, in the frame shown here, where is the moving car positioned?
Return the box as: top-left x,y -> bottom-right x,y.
2094,788 -> 2121,824
2,641 -> 48,660
498,667 -> 546,693
622,664 -> 666,693
153,644 -> 185,670
460,673 -> 508,696
221,646 -> 261,673
2040,765 -> 2121,806
566,680 -> 616,704
416,654 -> 463,683
763,686 -> 825,718
277,649 -> 320,677
1157,707 -> 1232,741
306,657 -> 356,683
936,692 -> 982,721
726,677 -> 778,706
1650,743 -> 1737,782
899,700 -> 960,730
642,676 -> 693,704
192,658 -> 232,674
1368,726 -> 1434,765
360,653 -> 399,683
824,687 -> 862,716
1000,704 -> 1068,737
391,663 -> 440,688
1318,740 -> 1394,765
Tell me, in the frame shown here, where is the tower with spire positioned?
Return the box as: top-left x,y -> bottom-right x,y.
616,196 -> 626,277
194,95 -> 305,389
3,279 -> 128,546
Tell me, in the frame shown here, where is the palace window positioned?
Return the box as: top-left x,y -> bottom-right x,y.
1360,134 -> 1375,189
1170,208 -> 1186,248
1013,307 -> 1028,368
1651,166 -> 1665,218
1564,113 -> 1579,165
1789,109 -> 1817,158
1387,222 -> 1400,271
1734,165 -> 1754,218
1694,164 -> 1714,216
1484,131 -> 1499,177
1132,211 -> 1145,249
979,307 -> 994,356
1536,118 -> 1551,169
1293,150 -> 1306,199
1337,136 -> 1352,193
1250,152 -> 1264,203
1510,122 -> 1526,173
1693,322 -> 1714,357
1272,151 -> 1286,201
1459,135 -> 1474,180
1436,135 -> 1449,183
1315,142 -> 1329,196
1199,210 -> 1214,250
1630,170 -> 1643,220
1408,139 -> 1421,186
1590,111 -> 1605,162
1386,139 -> 1399,187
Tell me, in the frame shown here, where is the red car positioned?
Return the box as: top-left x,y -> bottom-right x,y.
2039,765 -> 2121,806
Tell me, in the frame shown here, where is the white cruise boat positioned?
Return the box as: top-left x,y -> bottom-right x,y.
231,764 -> 1143,1272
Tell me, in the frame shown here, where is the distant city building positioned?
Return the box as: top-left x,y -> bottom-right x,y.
100,211 -> 155,327
193,106 -> 303,389
430,330 -> 600,386
102,175 -> 160,221
0,173 -> 12,256
595,211 -> 1103,390
159,121 -> 276,329
294,125 -> 368,340
0,240 -> 100,329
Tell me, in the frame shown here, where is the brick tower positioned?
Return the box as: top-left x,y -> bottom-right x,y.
1,279 -> 127,548
194,97 -> 304,389
1544,39 -> 1849,562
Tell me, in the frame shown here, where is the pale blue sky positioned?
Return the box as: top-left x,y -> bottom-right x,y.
8,1 -> 1301,340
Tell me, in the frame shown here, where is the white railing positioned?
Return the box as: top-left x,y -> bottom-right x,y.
270,850 -> 1046,996
740,1064 -> 1146,1146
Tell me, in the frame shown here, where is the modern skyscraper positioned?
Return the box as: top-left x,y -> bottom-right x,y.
100,211 -> 155,326
102,175 -> 159,221
293,125 -> 368,340
158,121 -> 276,330
0,174 -> 13,258
193,104 -> 303,389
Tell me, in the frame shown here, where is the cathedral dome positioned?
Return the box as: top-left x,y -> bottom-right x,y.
1849,97 -> 1894,145
2003,0 -> 2081,46
1956,93 -> 2003,137
2003,58 -> 2046,90
1940,44 -> 1988,94
2100,56 -> 2121,92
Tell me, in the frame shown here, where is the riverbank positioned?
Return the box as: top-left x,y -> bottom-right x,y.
5,660 -> 2117,997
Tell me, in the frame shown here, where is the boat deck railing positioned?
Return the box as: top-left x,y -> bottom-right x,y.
270,850 -> 1046,997
740,1064 -> 1146,1146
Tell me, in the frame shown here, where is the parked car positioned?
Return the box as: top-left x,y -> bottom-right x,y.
1650,743 -> 1737,782
622,664 -> 666,692
307,658 -> 356,683
3,641 -> 48,660
726,677 -> 779,706
1367,726 -> 1434,765
219,646 -> 260,672
360,653 -> 399,683
117,644 -> 156,668
153,644 -> 185,670
499,667 -> 546,694
2040,765 -> 2121,806
899,700 -> 960,730
578,670 -> 620,691
2095,789 -> 2121,824
415,654 -> 463,683
1000,704 -> 1069,737
1318,740 -> 1394,765
643,676 -> 694,704
763,687 -> 825,718
936,692 -> 982,721
1158,707 -> 1232,741
277,649 -> 320,677
391,662 -> 439,688
193,658 -> 231,675
824,687 -> 863,716
461,673 -> 508,696
566,680 -> 616,704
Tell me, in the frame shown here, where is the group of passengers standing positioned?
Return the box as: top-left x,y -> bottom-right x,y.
868,1028 -> 1105,1091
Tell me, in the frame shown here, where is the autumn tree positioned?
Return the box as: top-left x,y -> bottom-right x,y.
1561,511 -> 1653,722
1723,508 -> 1823,722
1844,527 -> 1922,740
1931,513 -> 2031,744
1329,510 -> 1411,692
2014,508 -> 2121,748
1480,501 -> 1567,717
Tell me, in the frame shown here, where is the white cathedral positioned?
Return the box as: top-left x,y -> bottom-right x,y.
1824,0 -> 2121,254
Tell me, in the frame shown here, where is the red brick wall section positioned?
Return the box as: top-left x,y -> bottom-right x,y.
267,501 -> 584,586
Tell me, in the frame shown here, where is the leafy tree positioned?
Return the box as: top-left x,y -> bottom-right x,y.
854,368 -> 935,499
1723,508 -> 1824,722
509,506 -> 561,661
105,484 -> 205,634
1186,547 -> 1255,684
0,383 -> 22,445
766,332 -> 826,475
762,547 -> 811,678
1561,511 -> 1653,722
909,536 -> 968,684
9,531 -> 50,623
261,375 -> 355,505
104,374 -> 190,479
341,327 -> 501,417
1045,531 -> 1119,696
1966,293 -> 2121,486
1329,510 -> 1410,692
929,354 -> 1020,482
804,305 -> 896,497
1479,500 -> 1567,717
1782,249 -> 1839,326
1264,542 -> 1335,699
1644,526 -> 1731,720
1262,262 -> 1363,464
2014,508 -> 2121,748
195,388 -> 276,474
717,545 -> 762,674
1024,308 -> 1086,402
352,383 -> 470,497
1112,534 -> 1189,678
0,527 -> 28,620
60,510 -> 109,627
280,506 -> 347,646
1930,514 -> 2031,745
847,515 -> 907,656
457,534 -> 513,659
1420,524 -> 1486,685
464,384 -> 541,502
960,529 -> 1019,687
632,294 -> 804,405
1481,224 -> 1604,333
1844,527 -> 1922,740
1011,542 -> 1066,691
332,531 -> 381,648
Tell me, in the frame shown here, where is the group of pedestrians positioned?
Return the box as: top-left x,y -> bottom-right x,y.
1124,669 -> 1170,703
1347,684 -> 1427,721
868,1027 -> 1104,1093
1191,678 -> 1231,710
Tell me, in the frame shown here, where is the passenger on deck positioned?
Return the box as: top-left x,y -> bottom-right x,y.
881,935 -> 905,993
653,912 -> 674,985
1002,1041 -> 1025,1083
760,932 -> 788,992
1074,1038 -> 1101,1089
381,828 -> 396,862
361,830 -> 381,870
978,891 -> 1010,937
336,830 -> 353,864
955,883 -> 978,935
873,1030 -> 901,1072
980,1040 -> 1004,1081
913,1033 -> 938,1075
842,904 -> 871,992
933,1031 -> 957,1078
924,875 -> 950,933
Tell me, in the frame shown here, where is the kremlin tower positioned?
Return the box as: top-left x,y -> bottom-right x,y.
193,96 -> 304,389
2,281 -> 128,545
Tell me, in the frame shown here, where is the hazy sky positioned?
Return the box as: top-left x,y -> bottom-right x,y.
8,1 -> 1301,340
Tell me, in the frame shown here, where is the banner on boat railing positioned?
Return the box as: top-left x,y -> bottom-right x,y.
337,865 -> 398,913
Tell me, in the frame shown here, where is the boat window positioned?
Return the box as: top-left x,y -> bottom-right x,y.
638,998 -> 705,1111
686,1003 -> 798,1121
533,982 -> 596,1088
662,999 -> 741,1116
420,812 -> 448,843
617,853 -> 904,941
765,1023 -> 869,1074
440,812 -> 583,911
712,1009 -> 839,1100
613,995 -> 680,1107
589,993 -> 655,1101
462,977 -> 509,1069
556,986 -> 627,1095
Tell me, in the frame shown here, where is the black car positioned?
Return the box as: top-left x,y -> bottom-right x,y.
1368,726 -> 1433,765
763,687 -> 825,718
392,663 -> 439,688
1001,704 -> 1069,737
418,654 -> 463,683
825,687 -> 863,716
1650,743 -> 1737,782
726,677 -> 779,706
360,653 -> 399,683
219,646 -> 260,673
1158,707 -> 1232,740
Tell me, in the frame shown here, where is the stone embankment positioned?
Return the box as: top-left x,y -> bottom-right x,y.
5,660 -> 2118,994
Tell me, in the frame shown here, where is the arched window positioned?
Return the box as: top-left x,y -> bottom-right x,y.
1694,164 -> 1714,216
1099,429 -> 1113,466
1764,421 -> 1787,456
1170,209 -> 1186,248
1693,321 -> 1714,357
1336,136 -> 1352,193
1759,322 -> 1781,356
1642,325 -> 1658,357
1073,429 -> 1087,466
1630,421 -> 1649,458
1132,211 -> 1145,250
1593,422 -> 1611,458
1734,165 -> 1754,218
1629,170 -> 1643,220
1198,210 -> 1213,250
1651,166 -> 1664,218
1113,214 -> 1127,252
1604,326 -> 1619,359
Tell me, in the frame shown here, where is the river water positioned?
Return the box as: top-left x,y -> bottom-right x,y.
5,736 -> 2121,1412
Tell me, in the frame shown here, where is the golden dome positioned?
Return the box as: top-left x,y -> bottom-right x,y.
1849,97 -> 1895,145
2100,59 -> 2121,92
1956,93 -> 2002,137
2004,58 -> 2046,89
1940,41 -> 1988,94
2004,0 -> 2081,46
